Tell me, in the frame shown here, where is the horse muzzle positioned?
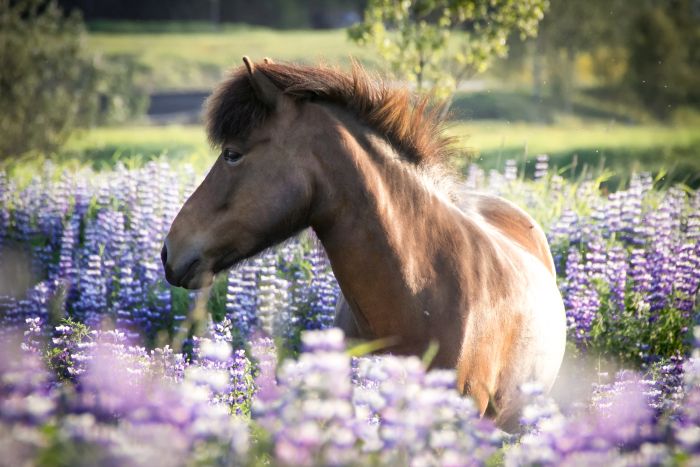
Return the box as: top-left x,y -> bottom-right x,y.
161,241 -> 211,289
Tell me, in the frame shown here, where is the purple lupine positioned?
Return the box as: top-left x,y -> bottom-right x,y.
0,337 -> 55,426
0,280 -> 52,335
353,351 -> 502,464
0,295 -> 19,337
673,242 -> 700,315
563,247 -> 600,344
619,183 -> 645,245
606,245 -> 628,314
72,178 -> 90,221
156,161 -> 181,232
687,198 -> 700,247
26,280 -> 53,319
504,159 -> 518,182
49,322 -> 93,379
584,236 -> 606,280
228,348 -> 253,415
646,204 -> 676,314
605,191 -> 623,237
510,375 -> 665,466
256,253 -> 279,336
57,214 -> 81,306
96,210 -> 124,306
305,247 -> 339,330
131,174 -> 161,290
21,316 -> 44,355
11,181 -> 37,244
548,209 -> 579,250
150,286 -> 172,335
75,254 -> 107,326
254,329 -> 358,466
676,329 -> 700,457
226,264 -> 258,340
250,335 -> 279,408
533,154 -> 549,181
211,317 -> 233,343
114,239 -> 142,338
629,247 -> 652,305
199,326 -> 254,415
651,354 -> 685,415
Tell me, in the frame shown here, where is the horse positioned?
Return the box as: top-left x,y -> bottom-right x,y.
161,57 -> 566,429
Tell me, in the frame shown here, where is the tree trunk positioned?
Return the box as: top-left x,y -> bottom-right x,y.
438,93 -> 454,121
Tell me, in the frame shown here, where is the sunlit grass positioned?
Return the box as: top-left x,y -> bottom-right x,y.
7,121 -> 698,187
87,27 -> 375,90
452,121 -> 700,157
449,121 -> 700,186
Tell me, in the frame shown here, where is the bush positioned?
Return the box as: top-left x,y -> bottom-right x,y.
0,0 -> 149,159
94,53 -> 149,125
0,0 -> 99,158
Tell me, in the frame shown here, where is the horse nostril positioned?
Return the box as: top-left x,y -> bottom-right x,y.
160,244 -> 168,268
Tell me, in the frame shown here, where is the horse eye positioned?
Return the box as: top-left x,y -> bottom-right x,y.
222,149 -> 244,165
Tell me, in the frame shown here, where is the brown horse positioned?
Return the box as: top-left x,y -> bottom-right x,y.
161,57 -> 566,429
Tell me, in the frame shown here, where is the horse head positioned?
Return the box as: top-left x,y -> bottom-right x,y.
162,57 -> 317,288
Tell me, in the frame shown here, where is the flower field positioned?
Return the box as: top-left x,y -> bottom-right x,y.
1,158 -> 699,466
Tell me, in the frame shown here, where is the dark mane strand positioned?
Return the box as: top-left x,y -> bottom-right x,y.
205,61 -> 454,166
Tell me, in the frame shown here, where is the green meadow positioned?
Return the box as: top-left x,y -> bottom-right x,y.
5,121 -> 694,189
5,23 -> 690,187
86,23 -> 374,91
450,121 -> 700,187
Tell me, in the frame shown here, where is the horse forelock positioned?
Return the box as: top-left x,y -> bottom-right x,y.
204,60 -> 455,169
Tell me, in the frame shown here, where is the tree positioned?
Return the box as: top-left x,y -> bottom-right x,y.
532,0 -> 633,111
0,0 -> 99,157
626,1 -> 700,118
348,0 -> 548,115
0,0 -> 148,158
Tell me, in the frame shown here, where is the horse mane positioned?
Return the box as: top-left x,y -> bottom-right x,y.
205,60 -> 454,167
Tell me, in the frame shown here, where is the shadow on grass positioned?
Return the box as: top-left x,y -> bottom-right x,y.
472,142 -> 700,189
450,90 -> 638,124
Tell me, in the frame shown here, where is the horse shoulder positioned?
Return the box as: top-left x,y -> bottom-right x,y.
462,193 -> 555,277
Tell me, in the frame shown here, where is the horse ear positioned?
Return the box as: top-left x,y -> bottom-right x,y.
242,56 -> 279,108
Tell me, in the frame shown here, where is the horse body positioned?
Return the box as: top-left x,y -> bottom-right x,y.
161,58 -> 566,429
312,103 -> 565,428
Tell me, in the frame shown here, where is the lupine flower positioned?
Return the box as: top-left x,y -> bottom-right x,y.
226,264 -> 259,340
533,154 -> 549,181
1,157 -> 700,466
563,248 -> 600,344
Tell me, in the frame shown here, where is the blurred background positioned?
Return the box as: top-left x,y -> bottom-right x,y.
2,0 -> 700,187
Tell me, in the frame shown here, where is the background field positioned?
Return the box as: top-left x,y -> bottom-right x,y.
27,120 -> 697,190
86,23 -> 375,91
34,24 -> 682,189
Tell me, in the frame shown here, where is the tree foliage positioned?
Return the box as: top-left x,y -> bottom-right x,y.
0,0 -> 99,157
500,0 -> 700,119
0,0 -> 148,158
348,0 -> 548,104
626,1 -> 700,118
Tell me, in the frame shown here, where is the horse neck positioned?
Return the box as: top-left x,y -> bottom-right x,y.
308,104 -> 464,338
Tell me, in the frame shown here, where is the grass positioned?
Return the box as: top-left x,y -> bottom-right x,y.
2,125 -> 211,182
449,121 -> 700,188
449,89 -> 646,124
6,122 -> 696,188
8,24 -> 697,187
86,25 -> 374,91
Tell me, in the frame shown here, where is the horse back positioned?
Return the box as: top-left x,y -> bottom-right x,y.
460,192 -> 555,276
